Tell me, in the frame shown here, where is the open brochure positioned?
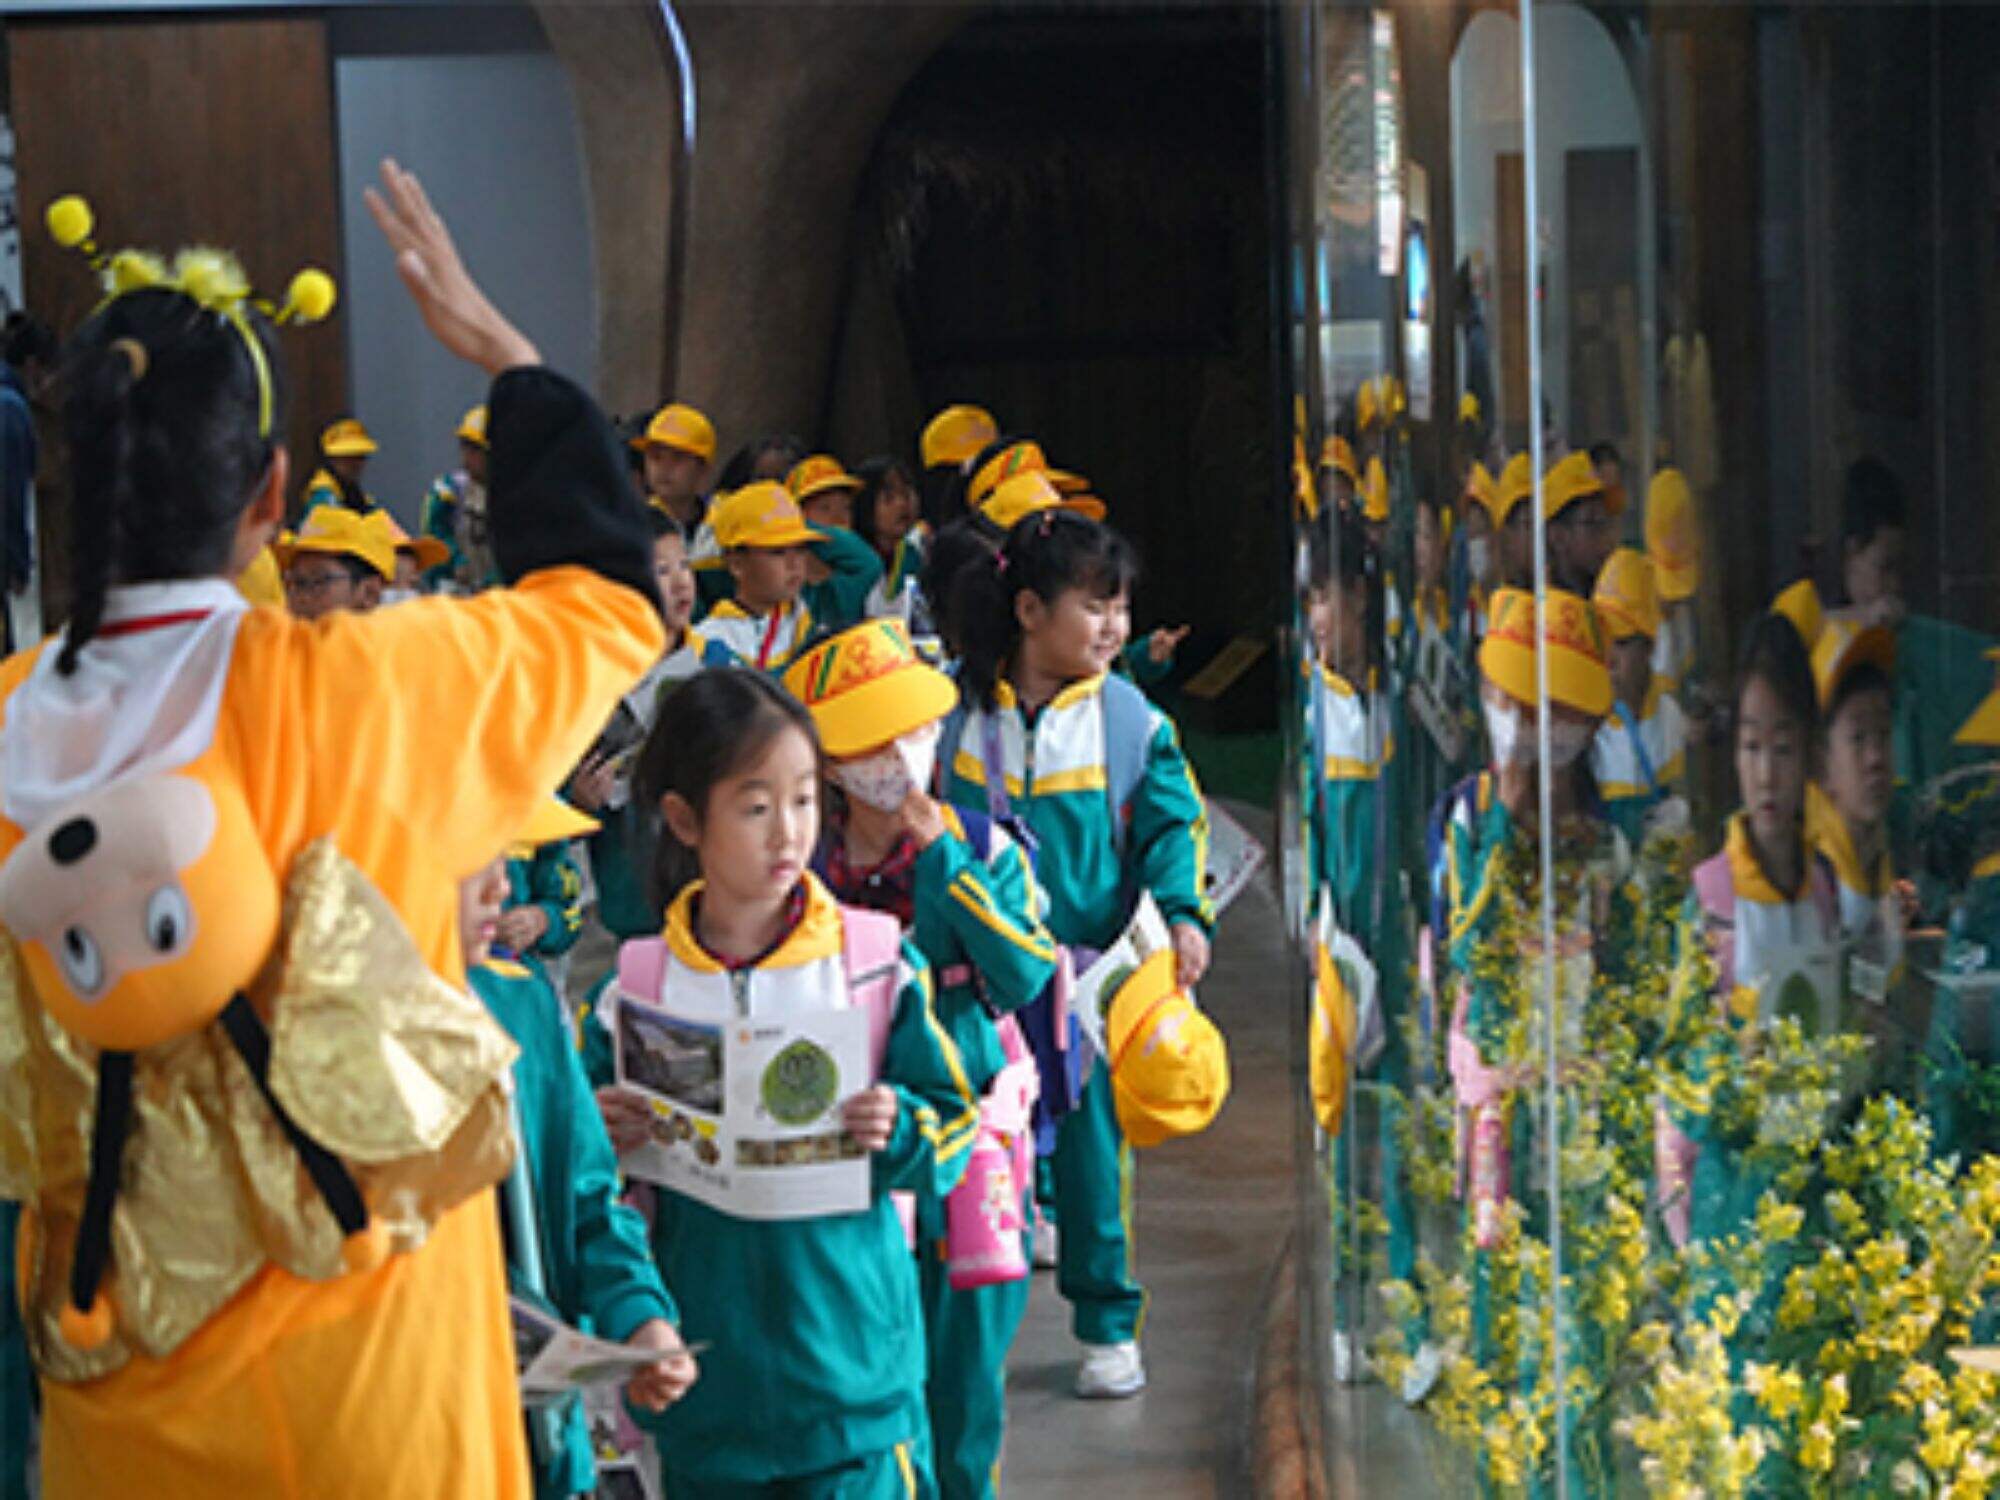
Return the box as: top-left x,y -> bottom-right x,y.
613,993 -> 871,1220
510,1297 -> 669,1403
1203,800 -> 1268,917
1071,894 -> 1175,1054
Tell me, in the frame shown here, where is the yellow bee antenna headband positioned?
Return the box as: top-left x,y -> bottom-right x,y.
46,195 -> 337,440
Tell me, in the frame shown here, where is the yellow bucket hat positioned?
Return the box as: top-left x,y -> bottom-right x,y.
633,402 -> 716,463
1645,468 -> 1698,600
1464,461 -> 1498,524
1479,586 -> 1612,718
456,404 -> 489,448
1771,578 -> 1824,652
782,618 -> 959,758
920,404 -> 999,470
321,418 -> 378,458
385,513 -> 451,573
1321,435 -> 1360,489
235,545 -> 285,608
1811,617 -> 1897,711
1954,650 -> 2000,747
508,798 -> 601,860
1105,949 -> 1230,1149
709,482 -> 822,550
1362,457 -> 1391,523
1496,452 -> 1534,525
276,506 -> 397,582
967,439 -> 1047,509
1592,546 -> 1660,643
785,455 -> 864,504
1545,450 -> 1616,519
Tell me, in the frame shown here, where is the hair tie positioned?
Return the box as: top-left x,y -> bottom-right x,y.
994,550 -> 1010,577
1037,510 -> 1055,537
109,337 -> 148,381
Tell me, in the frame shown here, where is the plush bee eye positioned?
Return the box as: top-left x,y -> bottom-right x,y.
144,887 -> 192,954
59,926 -> 104,996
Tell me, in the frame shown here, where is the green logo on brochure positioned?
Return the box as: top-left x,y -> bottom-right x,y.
763,1038 -> 839,1125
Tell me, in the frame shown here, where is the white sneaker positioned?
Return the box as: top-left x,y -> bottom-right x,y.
1075,1339 -> 1147,1399
1031,1217 -> 1059,1269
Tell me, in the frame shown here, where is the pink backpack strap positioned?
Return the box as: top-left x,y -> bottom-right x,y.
840,905 -> 904,1078
1690,852 -> 1738,994
617,937 -> 671,1004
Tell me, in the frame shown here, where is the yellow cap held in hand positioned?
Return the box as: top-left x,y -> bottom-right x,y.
1105,949 -> 1230,1149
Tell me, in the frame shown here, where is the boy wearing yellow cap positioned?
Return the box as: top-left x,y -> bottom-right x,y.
1645,468 -> 1700,692
1543,450 -> 1619,596
635,402 -> 716,531
1589,547 -> 1689,850
278,505 -> 397,618
699,482 -> 883,670
301,415 -> 382,516
1492,453 -> 1536,590
462,801 -> 696,1499
786,621 -> 1058,1500
419,403 -> 496,592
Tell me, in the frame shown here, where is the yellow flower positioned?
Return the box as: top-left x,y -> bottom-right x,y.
1799,1421 -> 1837,1474
1745,1362 -> 1804,1421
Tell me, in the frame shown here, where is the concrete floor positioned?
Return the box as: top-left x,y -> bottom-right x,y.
1000,808 -> 1300,1498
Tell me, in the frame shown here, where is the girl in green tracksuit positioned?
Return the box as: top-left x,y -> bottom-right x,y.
591,669 -> 979,1499
785,619 -> 1060,1500
941,510 -> 1212,1402
459,819 -> 694,1500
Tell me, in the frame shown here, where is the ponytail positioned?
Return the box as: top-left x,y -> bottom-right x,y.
58,288 -> 280,674
955,509 -> 1137,709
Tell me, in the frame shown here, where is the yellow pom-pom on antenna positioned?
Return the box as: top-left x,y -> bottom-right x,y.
46,195 -> 93,250
59,1292 -> 115,1351
340,1220 -> 390,1274
281,268 -> 338,325
104,250 -> 168,297
172,247 -> 251,314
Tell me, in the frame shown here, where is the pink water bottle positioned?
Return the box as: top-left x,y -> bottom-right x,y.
946,1125 -> 1029,1289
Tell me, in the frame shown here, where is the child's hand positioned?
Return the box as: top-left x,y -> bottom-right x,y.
596,1086 -> 655,1154
898,789 -> 949,850
1170,921 -> 1212,988
568,752 -> 619,814
843,1086 -> 899,1152
363,159 -> 540,374
496,905 -> 551,952
622,1318 -> 699,1412
1148,625 -> 1191,665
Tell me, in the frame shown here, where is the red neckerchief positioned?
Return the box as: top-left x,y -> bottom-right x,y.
755,608 -> 786,669
693,883 -> 809,970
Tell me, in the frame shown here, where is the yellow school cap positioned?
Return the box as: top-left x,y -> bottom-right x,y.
967,440 -> 1047,509
1458,391 -> 1481,425
782,618 -> 958,758
1954,650 -> 2000,747
509,798 -> 600,859
1464,462 -> 1498,524
1106,949 -> 1230,1149
235,545 -> 285,608
1479,586 -> 1612,718
921,405 -> 999,471
1382,376 -> 1407,421
385,513 -> 451,573
1812,617 -> 1897,711
785,455 -> 864,504
1496,453 -> 1534,525
979,470 -> 1101,533
1545,450 -> 1615,519
633,403 -> 716,463
709,482 -> 822,550
1592,546 -> 1660,643
1356,379 -> 1381,433
1771,578 -> 1823,652
1362,457 -> 1391,523
321,418 -> 378,458
1321,436 -> 1360,489
276,506 -> 397,582
1645,468 -> 1698,600
456,405 -> 489,448
1037,469 -> 1107,520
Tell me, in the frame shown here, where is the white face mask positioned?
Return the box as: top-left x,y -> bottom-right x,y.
833,723 -> 942,813
1486,696 -> 1596,770
1466,538 -> 1492,582
380,587 -> 421,608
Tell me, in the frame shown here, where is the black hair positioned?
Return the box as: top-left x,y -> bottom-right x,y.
919,516 -> 1000,659
60,287 -> 283,674
1841,457 -> 1907,549
717,433 -> 809,493
1737,609 -> 1820,745
1825,659 -> 1893,733
647,508 -> 688,543
286,551 -> 378,588
3,312 -> 56,371
954,509 -> 1138,708
1304,505 -> 1383,662
633,668 -> 822,910
852,456 -> 918,559
1588,440 -> 1622,471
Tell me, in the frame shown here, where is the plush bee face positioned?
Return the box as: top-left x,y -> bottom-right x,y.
0,772 -> 280,1050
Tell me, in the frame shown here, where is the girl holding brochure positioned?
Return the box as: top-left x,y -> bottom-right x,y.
590,668 -> 978,1499
784,619 -> 1060,1500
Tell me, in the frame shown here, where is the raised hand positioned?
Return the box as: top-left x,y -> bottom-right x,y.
363,158 -> 539,375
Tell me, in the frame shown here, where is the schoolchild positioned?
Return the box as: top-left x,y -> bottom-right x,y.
786,455 -> 887,632
920,405 -> 999,532
786,620 -> 1057,1500
1644,468 -> 1700,692
855,456 -> 928,624
300,415 -> 380,515
632,402 -> 716,531
384,513 -> 449,604
1590,546 -> 1690,849
7,163 -> 665,1495
1491,453 -> 1535,590
590,669 -> 977,1497
418,402 -> 495,591
463,800 -> 697,1499
941,509 -> 1213,1399
1542,450 -> 1619,597
276,503 -> 396,618
697,483 -> 825,671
